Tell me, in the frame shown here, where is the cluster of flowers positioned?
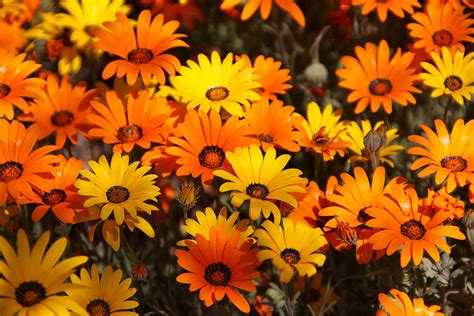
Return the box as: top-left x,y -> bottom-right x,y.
0,0 -> 472,315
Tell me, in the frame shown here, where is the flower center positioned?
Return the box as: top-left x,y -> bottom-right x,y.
51,110 -> 74,127
0,161 -> 23,182
204,262 -> 232,286
281,248 -> 301,264
127,48 -> 154,64
106,186 -> 130,203
369,78 -> 392,96
376,0 -> 388,2
198,145 -> 225,169
15,281 -> 46,307
86,299 -> 111,316
42,189 -> 67,206
258,134 -> 273,143
400,220 -> 426,240
246,183 -> 269,199
443,75 -> 463,91
0,83 -> 11,98
432,29 -> 453,46
312,127 -> 328,145
357,208 -> 371,224
117,124 -> 143,143
441,155 -> 467,172
205,86 -> 229,101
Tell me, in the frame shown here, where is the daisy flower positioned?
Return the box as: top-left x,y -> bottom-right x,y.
166,109 -> 254,185
0,49 -> 44,119
23,75 -> 99,148
74,153 -> 160,225
178,207 -> 253,246
408,119 -> 474,192
214,145 -> 307,224
88,90 -> 167,153
16,156 -> 86,224
407,3 -> 474,54
55,0 -> 131,49
352,0 -> 421,22
366,188 -> 465,267
176,227 -> 261,313
340,120 -> 404,168
67,264 -> 138,316
336,40 -> 421,114
377,289 -> 444,316
0,229 -> 88,315
93,10 -> 188,85
220,0 -> 306,27
238,54 -> 292,100
0,0 -> 25,19
170,51 -> 261,117
254,218 -> 327,283
0,20 -> 26,53
0,120 -> 59,205
420,47 -> 474,105
294,102 -> 350,161
243,98 -> 302,152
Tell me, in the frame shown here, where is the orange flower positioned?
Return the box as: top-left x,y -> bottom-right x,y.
16,156 -> 86,223
243,99 -> 302,152
352,0 -> 421,22
319,167 -> 406,263
367,188 -> 465,267
0,49 -> 44,119
88,90 -> 167,153
0,19 -> 25,53
142,145 -> 179,179
377,289 -> 444,316
421,186 -> 465,222
0,120 -> 58,205
337,40 -> 421,114
93,10 -> 188,85
22,75 -> 99,148
407,3 -> 474,54
408,119 -> 474,193
289,177 -> 337,228
166,109 -> 254,185
220,0 -> 306,27
140,0 -> 205,30
238,54 -> 292,100
176,228 -> 261,313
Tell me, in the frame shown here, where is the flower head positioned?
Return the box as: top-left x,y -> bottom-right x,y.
377,289 -> 444,316
352,0 -> 421,22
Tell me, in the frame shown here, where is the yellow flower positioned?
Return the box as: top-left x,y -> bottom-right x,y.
420,47 -> 474,105
171,51 -> 261,117
340,120 -> 403,168
254,218 -> 327,283
0,229 -> 88,315
67,264 -> 138,315
75,153 -> 160,225
0,0 -> 25,19
214,145 -> 307,224
294,102 -> 350,161
55,0 -> 131,49
178,207 -> 253,246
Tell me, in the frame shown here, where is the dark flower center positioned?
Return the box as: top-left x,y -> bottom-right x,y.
258,134 -> 274,143
441,155 -> 467,172
0,161 -> 23,182
357,208 -> 371,224
86,299 -> 111,316
204,262 -> 232,286
206,86 -> 229,101
246,183 -> 269,199
0,83 -> 11,98
51,110 -> 74,127
281,248 -> 301,264
117,124 -> 143,143
444,76 -> 463,92
432,29 -> 453,46
369,78 -> 392,96
127,48 -> 154,64
376,0 -> 388,2
15,281 -> 46,307
42,189 -> 67,206
198,145 -> 225,169
400,220 -> 426,240
312,127 -> 328,145
106,186 -> 130,203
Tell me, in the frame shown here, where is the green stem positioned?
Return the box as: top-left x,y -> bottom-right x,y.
443,96 -> 453,124
282,281 -> 295,316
